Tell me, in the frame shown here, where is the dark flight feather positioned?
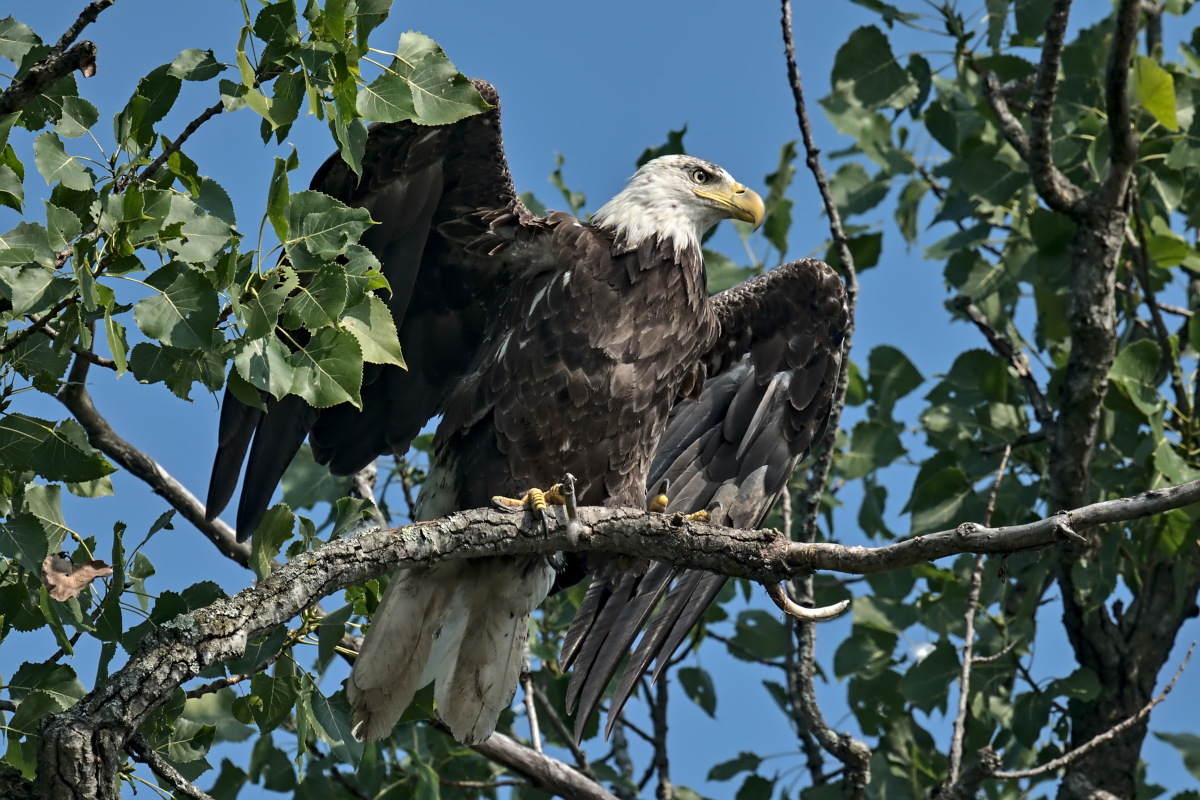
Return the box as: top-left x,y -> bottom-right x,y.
205,77 -> 848,745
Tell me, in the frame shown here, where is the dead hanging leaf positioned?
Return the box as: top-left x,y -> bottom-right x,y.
42,552 -> 113,601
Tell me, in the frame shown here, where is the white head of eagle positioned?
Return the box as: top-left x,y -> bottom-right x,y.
591,155 -> 766,257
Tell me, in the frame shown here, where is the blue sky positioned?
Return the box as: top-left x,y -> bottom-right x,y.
3,0 -> 1199,796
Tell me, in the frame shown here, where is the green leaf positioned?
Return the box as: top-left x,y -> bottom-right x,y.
169,48 -> 224,81
831,162 -> 889,217
677,666 -> 716,717
637,126 -> 687,167
55,96 -> 99,139
133,265 -> 220,349
305,688 -> 363,766
832,26 -> 919,110
249,670 -> 299,733
342,295 -> 406,367
287,192 -> 374,259
839,419 -> 905,479
129,342 -> 225,401
234,335 -> 295,400
730,609 -> 788,661
736,775 -> 775,800
1133,55 -> 1179,131
104,312 -> 129,377
0,413 -> 115,482
1109,339 -> 1163,417
360,32 -> 488,125
709,752 -> 762,782
288,327 -> 363,408
251,504 -> 295,579
1154,732 -> 1200,780
32,132 -> 93,190
906,460 -> 977,535
0,17 -> 40,64
834,625 -> 897,679
898,639 -> 959,713
281,263 -> 348,329
164,194 -> 233,263
868,345 -> 923,416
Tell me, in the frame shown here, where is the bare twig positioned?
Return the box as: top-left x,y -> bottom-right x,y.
780,0 -> 858,543
55,354 -> 250,566
649,678 -> 673,800
947,445 -> 1011,785
995,643 -> 1194,779
135,100 -> 225,186
532,684 -> 595,780
126,734 -> 215,800
520,669 -> 542,755
24,314 -> 117,370
1128,203 -> 1191,419
953,295 -> 1054,428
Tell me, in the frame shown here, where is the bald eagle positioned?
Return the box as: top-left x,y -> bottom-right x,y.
206,80 -> 848,745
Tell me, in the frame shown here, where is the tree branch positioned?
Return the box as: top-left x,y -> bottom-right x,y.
946,445 -> 1010,786
34,472 -> 1200,798
952,295 -> 1054,428
780,0 -> 858,542
55,354 -> 250,566
0,0 -> 113,117
126,734 -> 215,800
468,732 -> 619,800
1100,0 -> 1142,208
994,643 -> 1193,780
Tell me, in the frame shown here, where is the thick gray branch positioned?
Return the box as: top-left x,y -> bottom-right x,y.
35,474 -> 1200,798
470,732 -> 617,800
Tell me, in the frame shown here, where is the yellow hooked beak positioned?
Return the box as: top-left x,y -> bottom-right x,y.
694,182 -> 766,231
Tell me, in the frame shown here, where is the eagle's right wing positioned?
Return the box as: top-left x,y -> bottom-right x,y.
561,258 -> 849,740
206,80 -> 550,538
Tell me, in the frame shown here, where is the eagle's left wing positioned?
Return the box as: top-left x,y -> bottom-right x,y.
561,257 -> 848,740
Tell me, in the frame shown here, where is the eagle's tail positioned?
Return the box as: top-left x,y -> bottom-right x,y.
435,557 -> 555,745
348,565 -> 456,741
348,558 -> 554,745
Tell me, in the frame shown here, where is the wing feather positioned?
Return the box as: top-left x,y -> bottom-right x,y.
206,81 -> 549,538
564,258 -> 848,738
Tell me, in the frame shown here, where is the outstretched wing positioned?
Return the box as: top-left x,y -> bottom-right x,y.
561,258 -> 848,740
206,80 -> 548,538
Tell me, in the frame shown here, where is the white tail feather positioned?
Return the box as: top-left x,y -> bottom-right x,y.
347,564 -> 457,741
435,557 -> 555,744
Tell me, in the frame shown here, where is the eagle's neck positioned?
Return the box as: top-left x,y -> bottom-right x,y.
592,182 -> 723,261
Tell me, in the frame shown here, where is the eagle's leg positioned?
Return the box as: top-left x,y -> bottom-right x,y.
492,473 -> 578,535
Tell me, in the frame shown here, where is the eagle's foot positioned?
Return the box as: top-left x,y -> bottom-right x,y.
648,478 -> 670,514
492,473 -> 578,535
672,500 -> 723,525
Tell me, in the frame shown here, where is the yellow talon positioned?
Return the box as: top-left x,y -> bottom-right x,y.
683,508 -> 710,523
491,476 -> 578,535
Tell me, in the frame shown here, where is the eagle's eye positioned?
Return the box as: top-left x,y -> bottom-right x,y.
691,168 -> 710,185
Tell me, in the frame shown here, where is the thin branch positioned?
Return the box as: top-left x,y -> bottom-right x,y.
781,0 -> 858,543
995,642 -> 1194,779
25,314 -> 117,370
971,640 -> 1018,665
0,0 -> 113,117
649,678 -> 672,800
126,734 -> 215,800
521,669 -> 542,755
947,445 -> 1010,784
0,297 -> 77,356
531,684 -> 595,780
1128,203 -> 1190,419
55,354 -> 251,566
135,101 -> 224,186
1100,0 -> 1142,208
952,295 -> 1054,428
1028,0 -> 1077,198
